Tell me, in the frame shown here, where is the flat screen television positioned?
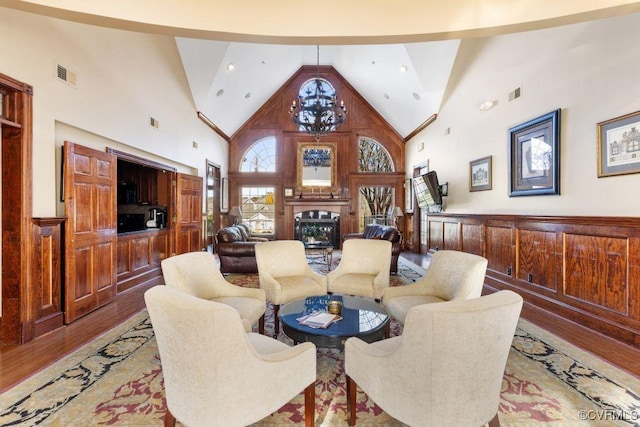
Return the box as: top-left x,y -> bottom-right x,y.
413,171 -> 443,209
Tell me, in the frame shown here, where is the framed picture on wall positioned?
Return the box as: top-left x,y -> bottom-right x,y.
597,111 -> 640,177
469,156 -> 492,192
509,109 -> 561,196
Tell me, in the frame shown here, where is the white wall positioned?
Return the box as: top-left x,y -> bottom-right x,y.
0,6 -> 228,217
406,12 -> 640,216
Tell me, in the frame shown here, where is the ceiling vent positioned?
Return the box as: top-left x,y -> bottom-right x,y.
150,116 -> 160,129
56,64 -> 77,87
509,86 -> 522,102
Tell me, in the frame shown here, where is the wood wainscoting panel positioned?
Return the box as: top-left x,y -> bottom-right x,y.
629,237 -> 640,322
485,225 -> 514,277
443,221 -> 461,251
517,229 -> 557,291
428,220 -> 443,251
425,213 -> 640,349
462,223 -> 483,256
563,233 -> 628,315
31,218 -> 65,339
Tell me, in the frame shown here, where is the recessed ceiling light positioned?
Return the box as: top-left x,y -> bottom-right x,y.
216,89 -> 224,97
478,100 -> 495,111
400,65 -> 408,73
227,62 -> 235,71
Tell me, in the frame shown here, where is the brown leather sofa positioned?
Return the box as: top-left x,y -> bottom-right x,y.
343,224 -> 402,274
215,223 -> 268,274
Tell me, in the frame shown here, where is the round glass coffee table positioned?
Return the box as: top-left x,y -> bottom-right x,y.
279,295 -> 389,349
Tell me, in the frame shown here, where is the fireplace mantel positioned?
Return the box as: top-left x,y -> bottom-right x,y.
284,198 -> 350,214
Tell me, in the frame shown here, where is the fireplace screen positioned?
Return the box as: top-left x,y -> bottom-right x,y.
294,210 -> 340,248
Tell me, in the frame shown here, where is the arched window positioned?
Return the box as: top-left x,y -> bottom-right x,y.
294,78 -> 341,133
358,137 -> 394,172
358,137 -> 396,229
240,136 -> 276,172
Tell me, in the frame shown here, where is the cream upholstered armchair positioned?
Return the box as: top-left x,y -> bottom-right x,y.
327,239 -> 391,300
255,240 -> 327,334
161,251 -> 266,334
382,250 -> 488,325
345,290 -> 523,427
145,286 -> 317,427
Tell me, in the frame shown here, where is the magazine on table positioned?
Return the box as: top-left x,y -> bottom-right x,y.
296,311 -> 342,329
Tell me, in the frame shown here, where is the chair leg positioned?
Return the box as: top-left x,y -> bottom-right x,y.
273,304 -> 280,337
164,408 -> 176,427
259,314 -> 265,335
304,382 -> 315,427
488,413 -> 500,427
346,375 -> 357,426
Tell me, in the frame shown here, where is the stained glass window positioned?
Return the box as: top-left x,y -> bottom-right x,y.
358,137 -> 394,172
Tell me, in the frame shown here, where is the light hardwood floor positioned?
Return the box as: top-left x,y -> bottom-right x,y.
1,252 -> 639,395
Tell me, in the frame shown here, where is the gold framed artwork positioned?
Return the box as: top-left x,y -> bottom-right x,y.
297,142 -> 337,193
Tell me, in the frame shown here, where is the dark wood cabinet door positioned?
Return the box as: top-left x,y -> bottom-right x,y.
63,141 -> 117,323
174,172 -> 203,254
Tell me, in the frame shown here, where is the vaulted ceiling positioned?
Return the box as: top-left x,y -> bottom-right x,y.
175,40 -> 460,138
4,0 -> 638,139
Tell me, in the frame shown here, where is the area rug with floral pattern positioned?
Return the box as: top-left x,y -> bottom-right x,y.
1,257 -> 640,426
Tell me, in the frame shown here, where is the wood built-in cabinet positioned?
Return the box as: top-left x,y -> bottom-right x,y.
425,213 -> 640,349
117,228 -> 169,293
59,143 -> 202,326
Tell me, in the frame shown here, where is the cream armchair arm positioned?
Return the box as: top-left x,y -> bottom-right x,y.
257,270 -> 283,303
382,281 -> 425,300
216,279 -> 267,301
345,335 -> 401,359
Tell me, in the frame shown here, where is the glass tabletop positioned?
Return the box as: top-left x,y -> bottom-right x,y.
303,241 -> 333,249
279,295 -> 388,339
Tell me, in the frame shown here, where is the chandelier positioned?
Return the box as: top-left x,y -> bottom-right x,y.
289,46 -> 347,141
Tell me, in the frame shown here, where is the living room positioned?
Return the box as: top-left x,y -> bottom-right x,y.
1,1 -> 640,425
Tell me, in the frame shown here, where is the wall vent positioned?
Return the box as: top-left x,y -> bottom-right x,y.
150,117 -> 159,129
56,64 -> 77,87
509,86 -> 522,102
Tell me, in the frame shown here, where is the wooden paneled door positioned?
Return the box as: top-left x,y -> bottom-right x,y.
174,173 -> 203,254
63,141 -> 117,324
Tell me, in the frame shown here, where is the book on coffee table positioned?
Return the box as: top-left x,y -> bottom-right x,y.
297,311 -> 342,329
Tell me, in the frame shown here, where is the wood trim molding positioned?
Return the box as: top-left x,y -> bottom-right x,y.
198,111 -> 230,142
404,113 -> 437,142
106,147 -> 177,172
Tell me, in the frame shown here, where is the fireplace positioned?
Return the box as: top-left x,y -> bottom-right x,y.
295,210 -> 340,248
